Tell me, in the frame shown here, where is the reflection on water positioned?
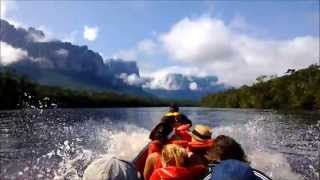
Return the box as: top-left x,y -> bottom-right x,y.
0,108 -> 319,179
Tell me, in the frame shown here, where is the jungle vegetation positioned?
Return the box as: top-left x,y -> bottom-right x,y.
0,69 -> 194,110
201,64 -> 320,110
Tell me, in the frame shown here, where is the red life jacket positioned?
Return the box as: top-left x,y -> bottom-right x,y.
188,139 -> 214,152
148,140 -> 162,154
174,124 -> 192,141
154,153 -> 162,169
150,165 -> 207,180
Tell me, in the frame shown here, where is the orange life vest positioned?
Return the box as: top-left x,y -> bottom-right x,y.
188,139 -> 214,152
174,124 -> 192,141
150,165 -> 207,180
154,153 -> 162,169
148,140 -> 163,154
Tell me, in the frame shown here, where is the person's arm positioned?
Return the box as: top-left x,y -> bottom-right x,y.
144,153 -> 157,180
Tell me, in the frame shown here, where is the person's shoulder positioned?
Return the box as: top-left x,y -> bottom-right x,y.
213,160 -> 256,180
148,152 -> 160,161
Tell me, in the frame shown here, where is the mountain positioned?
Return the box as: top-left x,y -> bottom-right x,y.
0,19 -> 227,100
0,19 -> 150,97
143,73 -> 227,100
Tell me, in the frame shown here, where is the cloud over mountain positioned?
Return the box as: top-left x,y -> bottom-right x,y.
0,19 -> 149,97
0,41 -> 29,65
159,16 -> 319,86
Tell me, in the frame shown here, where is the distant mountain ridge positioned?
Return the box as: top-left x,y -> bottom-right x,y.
0,19 -> 150,96
0,19 -> 226,100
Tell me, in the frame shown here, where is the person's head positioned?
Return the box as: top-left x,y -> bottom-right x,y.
161,114 -> 183,129
161,144 -> 188,167
83,156 -> 140,180
169,103 -> 179,112
149,122 -> 174,144
206,135 -> 247,162
190,124 -> 212,142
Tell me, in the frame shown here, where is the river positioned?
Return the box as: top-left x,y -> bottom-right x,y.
0,107 -> 319,180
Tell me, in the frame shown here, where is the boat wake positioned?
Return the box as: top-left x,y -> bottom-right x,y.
6,114 -> 316,180
49,117 -> 318,180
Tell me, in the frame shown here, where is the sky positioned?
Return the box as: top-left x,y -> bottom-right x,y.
1,0 -> 319,87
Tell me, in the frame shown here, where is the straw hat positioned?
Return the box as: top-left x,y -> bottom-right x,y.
190,124 -> 212,141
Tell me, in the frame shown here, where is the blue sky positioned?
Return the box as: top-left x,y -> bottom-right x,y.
1,0 -> 319,86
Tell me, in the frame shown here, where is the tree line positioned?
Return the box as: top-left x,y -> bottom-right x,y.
0,69 -> 194,110
201,64 -> 320,110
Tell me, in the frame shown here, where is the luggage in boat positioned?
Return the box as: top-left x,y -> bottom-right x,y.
131,143 -> 272,180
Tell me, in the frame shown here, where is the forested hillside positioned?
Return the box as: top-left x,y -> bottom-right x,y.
0,69 -> 170,110
201,64 -> 320,110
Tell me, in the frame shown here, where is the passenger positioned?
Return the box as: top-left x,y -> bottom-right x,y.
187,124 -> 214,167
160,103 -> 192,128
206,135 -> 256,180
144,122 -> 188,180
83,156 -> 140,180
148,122 -> 174,154
150,144 -> 207,180
205,135 -> 247,163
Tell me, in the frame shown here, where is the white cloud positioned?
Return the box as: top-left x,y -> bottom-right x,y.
83,26 -> 99,41
55,48 -> 69,57
160,16 -> 319,86
113,39 -> 159,61
113,49 -> 137,60
0,41 -> 29,65
146,66 -> 207,78
137,39 -> 157,55
63,31 -> 78,43
1,0 -> 23,28
119,73 -> 144,86
1,0 -> 8,18
160,16 -> 235,63
189,82 -> 198,91
26,26 -> 52,42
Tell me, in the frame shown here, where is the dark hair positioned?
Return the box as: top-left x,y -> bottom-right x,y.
169,103 -> 179,112
211,135 -> 248,162
149,122 -> 173,144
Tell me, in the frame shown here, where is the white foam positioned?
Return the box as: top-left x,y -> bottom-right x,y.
52,124 -> 149,179
212,115 -> 305,180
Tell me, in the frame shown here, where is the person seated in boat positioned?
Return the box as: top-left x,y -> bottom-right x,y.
149,144 -> 207,180
160,103 -> 192,128
187,124 -> 214,167
205,135 -> 258,180
83,156 -> 140,180
148,120 -> 191,155
145,122 -> 190,179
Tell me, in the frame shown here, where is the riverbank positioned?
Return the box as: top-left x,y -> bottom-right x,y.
0,70 -> 195,110
201,64 -> 320,110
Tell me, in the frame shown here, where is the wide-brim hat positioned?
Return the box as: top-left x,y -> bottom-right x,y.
190,124 -> 212,141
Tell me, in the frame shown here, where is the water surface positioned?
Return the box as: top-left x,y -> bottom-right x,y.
0,107 -> 319,179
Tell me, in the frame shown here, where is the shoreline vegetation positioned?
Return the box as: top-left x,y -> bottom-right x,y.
1,64 -> 319,111
201,64 -> 320,110
0,69 -> 195,110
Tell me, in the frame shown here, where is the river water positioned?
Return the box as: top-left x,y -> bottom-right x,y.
0,107 -> 319,180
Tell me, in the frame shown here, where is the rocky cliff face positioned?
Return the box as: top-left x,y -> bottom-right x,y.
0,19 -> 147,96
0,19 -> 226,100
